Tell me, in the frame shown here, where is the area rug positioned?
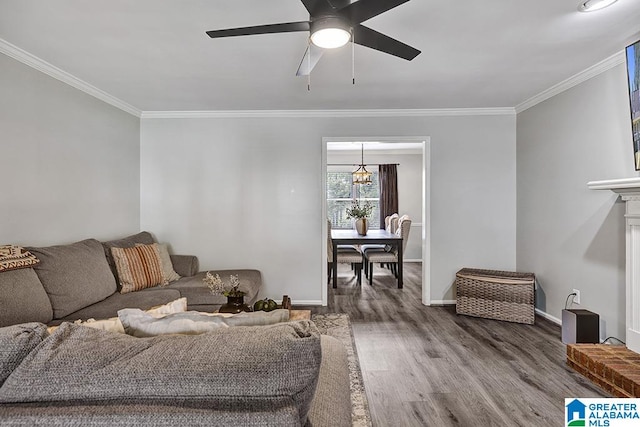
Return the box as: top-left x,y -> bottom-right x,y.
312,313 -> 372,427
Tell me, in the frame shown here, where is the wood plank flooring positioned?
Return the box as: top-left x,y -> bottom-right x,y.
299,262 -> 607,426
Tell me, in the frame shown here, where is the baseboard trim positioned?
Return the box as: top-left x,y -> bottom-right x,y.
429,300 -> 456,306
292,300 -> 323,306
535,308 -> 561,325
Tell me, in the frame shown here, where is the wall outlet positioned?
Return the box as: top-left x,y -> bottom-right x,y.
572,289 -> 581,305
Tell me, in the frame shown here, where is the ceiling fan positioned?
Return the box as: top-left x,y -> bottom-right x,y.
206,0 -> 421,76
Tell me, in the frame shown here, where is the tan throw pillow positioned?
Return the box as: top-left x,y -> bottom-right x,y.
0,245 -> 40,272
111,244 -> 168,294
137,243 -> 180,283
145,297 -> 188,316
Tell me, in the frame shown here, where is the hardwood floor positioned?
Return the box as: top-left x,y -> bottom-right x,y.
299,262 -> 606,426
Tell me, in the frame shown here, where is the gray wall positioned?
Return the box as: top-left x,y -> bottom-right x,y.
516,63 -> 636,339
327,150 -> 424,261
0,54 -> 141,246
141,114 -> 516,304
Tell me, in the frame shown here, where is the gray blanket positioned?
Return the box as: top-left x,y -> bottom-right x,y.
0,320 -> 322,426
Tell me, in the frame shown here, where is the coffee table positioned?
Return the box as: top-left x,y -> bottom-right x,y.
289,309 -> 311,321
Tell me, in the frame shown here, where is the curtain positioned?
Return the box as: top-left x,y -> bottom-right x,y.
378,164 -> 398,228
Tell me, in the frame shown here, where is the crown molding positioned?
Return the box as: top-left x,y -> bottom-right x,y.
0,38 -> 512,119
515,51 -> 625,114
140,107 -> 515,119
4,32 -> 622,119
0,38 -> 141,118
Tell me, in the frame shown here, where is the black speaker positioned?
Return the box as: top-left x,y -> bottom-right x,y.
562,309 -> 599,344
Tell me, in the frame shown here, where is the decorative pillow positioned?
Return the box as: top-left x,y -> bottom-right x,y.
137,243 -> 180,283
0,245 -> 40,272
111,244 -> 168,294
0,322 -> 48,386
145,297 -> 188,316
73,317 -> 125,334
102,231 -> 155,288
46,297 -> 189,335
118,308 -> 291,338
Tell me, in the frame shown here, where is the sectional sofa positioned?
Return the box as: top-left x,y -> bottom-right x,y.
0,231 -> 262,327
0,231 -> 353,426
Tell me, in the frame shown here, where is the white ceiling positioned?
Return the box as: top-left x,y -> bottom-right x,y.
1,0 -> 639,112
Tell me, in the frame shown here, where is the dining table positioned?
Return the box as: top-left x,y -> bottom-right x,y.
330,228 -> 404,289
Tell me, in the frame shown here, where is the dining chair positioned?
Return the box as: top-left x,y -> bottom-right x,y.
363,217 -> 411,286
362,213 -> 398,275
327,220 -> 364,286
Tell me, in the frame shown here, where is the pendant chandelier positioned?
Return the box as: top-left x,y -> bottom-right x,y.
352,143 -> 372,185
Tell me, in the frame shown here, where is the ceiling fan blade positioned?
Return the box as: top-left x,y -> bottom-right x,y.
339,0 -> 409,24
300,0 -> 335,15
296,44 -> 324,76
327,0 -> 357,10
353,25 -> 420,60
206,21 -> 310,38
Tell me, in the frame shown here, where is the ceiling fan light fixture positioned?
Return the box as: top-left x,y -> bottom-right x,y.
310,17 -> 350,49
578,0 -> 617,12
311,28 -> 351,48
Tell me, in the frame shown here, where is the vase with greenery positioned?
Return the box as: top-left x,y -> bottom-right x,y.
203,272 -> 250,313
346,200 -> 373,235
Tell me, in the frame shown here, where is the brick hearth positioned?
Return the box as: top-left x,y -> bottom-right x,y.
567,344 -> 640,397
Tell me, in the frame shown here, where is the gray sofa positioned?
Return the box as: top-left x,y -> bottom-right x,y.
0,321 -> 352,426
0,232 -> 353,425
0,231 -> 262,327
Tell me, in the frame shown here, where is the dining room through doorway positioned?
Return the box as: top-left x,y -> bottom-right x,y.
321,137 -> 430,305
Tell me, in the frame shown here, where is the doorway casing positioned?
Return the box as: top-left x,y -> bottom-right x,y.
321,136 -> 432,305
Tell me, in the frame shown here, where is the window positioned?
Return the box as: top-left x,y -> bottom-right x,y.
327,170 -> 380,229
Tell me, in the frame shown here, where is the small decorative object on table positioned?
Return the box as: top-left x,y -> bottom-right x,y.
253,298 -> 278,312
204,272 -> 251,314
346,200 -> 373,236
278,294 -> 311,320
281,294 -> 291,310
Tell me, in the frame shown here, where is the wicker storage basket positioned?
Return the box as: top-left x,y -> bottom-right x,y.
455,268 -> 535,324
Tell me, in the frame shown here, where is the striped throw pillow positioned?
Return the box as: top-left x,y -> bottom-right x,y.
111,243 -> 168,294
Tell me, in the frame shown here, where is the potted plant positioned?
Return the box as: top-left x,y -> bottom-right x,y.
346,200 -> 373,235
203,272 -> 251,313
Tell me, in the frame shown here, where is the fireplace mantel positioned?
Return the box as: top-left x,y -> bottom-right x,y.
588,177 -> 640,194
589,177 -> 640,353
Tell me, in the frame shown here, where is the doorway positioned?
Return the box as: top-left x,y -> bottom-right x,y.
321,136 -> 431,305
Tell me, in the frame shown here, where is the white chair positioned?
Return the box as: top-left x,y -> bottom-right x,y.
361,213 -> 398,273
363,217 -> 411,286
363,213 -> 401,274
327,220 -> 363,286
